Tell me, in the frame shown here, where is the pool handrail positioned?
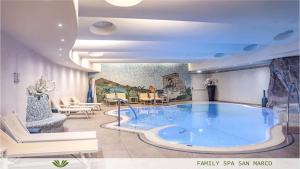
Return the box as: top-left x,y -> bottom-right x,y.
116,98 -> 138,126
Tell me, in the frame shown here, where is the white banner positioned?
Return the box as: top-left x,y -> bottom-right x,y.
1,158 -> 300,169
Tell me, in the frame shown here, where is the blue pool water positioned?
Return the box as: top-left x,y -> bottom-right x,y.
116,103 -> 279,147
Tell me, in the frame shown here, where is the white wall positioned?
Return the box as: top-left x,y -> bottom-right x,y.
191,73 -> 208,101
1,32 -> 89,122
191,67 -> 270,104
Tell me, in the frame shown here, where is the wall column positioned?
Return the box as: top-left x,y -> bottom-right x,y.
191,73 -> 208,101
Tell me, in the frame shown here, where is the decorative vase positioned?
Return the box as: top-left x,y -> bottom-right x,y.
87,79 -> 93,103
207,85 -> 216,101
262,90 -> 268,107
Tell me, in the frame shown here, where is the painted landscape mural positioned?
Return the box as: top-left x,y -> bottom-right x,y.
95,73 -> 192,102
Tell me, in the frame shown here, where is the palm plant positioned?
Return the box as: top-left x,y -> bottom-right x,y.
52,160 -> 69,168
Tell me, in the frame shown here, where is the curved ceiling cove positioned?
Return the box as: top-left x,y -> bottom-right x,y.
74,0 -> 299,69
105,0 -> 143,7
88,52 -> 104,57
1,0 -> 89,70
6,1 -> 297,71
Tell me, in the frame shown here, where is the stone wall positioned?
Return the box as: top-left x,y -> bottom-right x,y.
268,56 -> 299,105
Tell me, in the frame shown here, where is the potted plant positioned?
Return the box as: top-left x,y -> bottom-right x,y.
204,78 -> 217,101
27,76 -> 55,100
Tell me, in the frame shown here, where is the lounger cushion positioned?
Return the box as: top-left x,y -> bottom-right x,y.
0,130 -> 98,158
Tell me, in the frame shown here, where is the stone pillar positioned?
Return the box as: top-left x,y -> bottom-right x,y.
268,56 -> 299,106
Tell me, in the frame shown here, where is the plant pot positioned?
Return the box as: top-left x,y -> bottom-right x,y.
207,85 -> 216,101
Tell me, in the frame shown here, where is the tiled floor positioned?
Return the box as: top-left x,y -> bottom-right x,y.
64,103 -> 299,158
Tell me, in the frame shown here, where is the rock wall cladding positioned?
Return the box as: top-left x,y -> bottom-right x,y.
268,56 -> 299,105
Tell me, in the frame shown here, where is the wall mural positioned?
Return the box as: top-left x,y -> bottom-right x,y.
90,63 -> 191,90
95,73 -> 192,102
162,73 -> 191,100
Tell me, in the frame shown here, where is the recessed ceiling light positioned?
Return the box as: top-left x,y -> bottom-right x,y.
273,30 -> 294,40
88,52 -> 104,57
105,0 -> 143,7
214,53 -> 225,58
60,38 -> 65,42
58,23 -> 63,27
197,70 -> 202,73
89,21 -> 116,35
243,44 -> 258,51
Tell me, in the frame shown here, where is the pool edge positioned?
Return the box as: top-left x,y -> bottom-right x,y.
102,103 -> 286,153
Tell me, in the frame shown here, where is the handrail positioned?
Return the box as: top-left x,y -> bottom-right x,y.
116,98 -> 138,127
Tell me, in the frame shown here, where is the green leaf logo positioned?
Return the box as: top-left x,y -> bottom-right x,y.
52,160 -> 69,168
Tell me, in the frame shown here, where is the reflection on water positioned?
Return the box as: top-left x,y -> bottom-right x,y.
262,108 -> 274,126
119,103 -> 280,147
207,104 -> 219,118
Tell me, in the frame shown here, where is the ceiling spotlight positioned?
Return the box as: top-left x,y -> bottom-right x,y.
197,70 -> 202,73
57,23 -> 63,27
214,53 -> 225,58
273,30 -> 294,40
243,44 -> 258,51
88,52 -> 104,57
60,38 -> 65,42
105,0 -> 143,7
89,21 -> 116,35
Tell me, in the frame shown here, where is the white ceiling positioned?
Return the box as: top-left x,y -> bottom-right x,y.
1,0 -> 299,71
75,0 -> 299,63
1,0 -> 87,70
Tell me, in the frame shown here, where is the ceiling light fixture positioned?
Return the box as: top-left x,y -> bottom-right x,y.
105,0 -> 143,7
89,21 -> 116,35
273,30 -> 294,40
60,38 -> 65,42
214,53 -> 225,58
58,23 -> 63,27
197,70 -> 202,73
243,44 -> 258,51
88,52 -> 104,57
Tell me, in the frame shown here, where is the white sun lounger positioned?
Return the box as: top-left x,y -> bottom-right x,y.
0,130 -> 98,158
52,100 -> 92,119
71,97 -> 102,110
2,113 -> 97,143
60,98 -> 95,109
60,98 -> 98,115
